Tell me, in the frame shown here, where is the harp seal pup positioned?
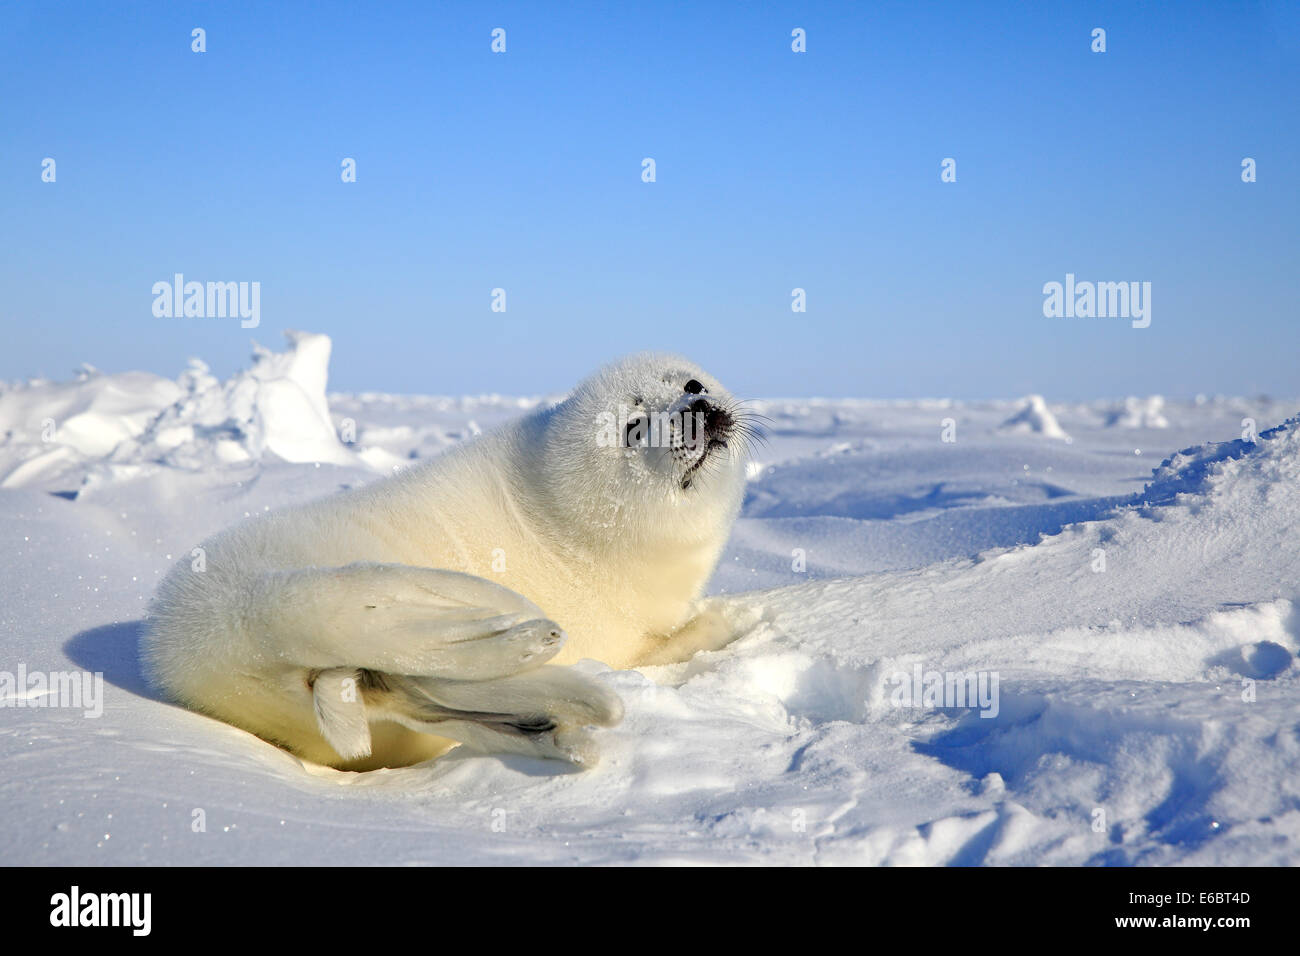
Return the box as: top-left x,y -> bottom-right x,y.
141,353 -> 754,771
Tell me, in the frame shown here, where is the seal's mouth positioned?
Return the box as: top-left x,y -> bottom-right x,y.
680,436 -> 728,489
677,400 -> 735,489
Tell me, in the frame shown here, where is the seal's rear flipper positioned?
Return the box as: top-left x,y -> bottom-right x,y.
401,667 -> 624,729
311,667 -> 373,760
367,668 -> 623,766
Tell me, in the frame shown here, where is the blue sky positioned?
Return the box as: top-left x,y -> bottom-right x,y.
3,1 -> 1297,400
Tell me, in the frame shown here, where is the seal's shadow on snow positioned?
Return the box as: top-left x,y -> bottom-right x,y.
64,620 -> 156,700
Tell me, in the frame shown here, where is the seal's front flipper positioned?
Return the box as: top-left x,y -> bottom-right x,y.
634,606 -> 738,666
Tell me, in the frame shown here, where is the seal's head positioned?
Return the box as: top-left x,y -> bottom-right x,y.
533,353 -> 759,540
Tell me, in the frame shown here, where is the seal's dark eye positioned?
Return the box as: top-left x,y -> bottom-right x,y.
684,379 -> 705,394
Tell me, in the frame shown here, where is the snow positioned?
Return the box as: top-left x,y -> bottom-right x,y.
1106,395 -> 1170,429
998,394 -> 1070,441
2,333 -> 1298,865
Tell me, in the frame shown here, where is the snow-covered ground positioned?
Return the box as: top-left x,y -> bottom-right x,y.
3,333 -> 1298,865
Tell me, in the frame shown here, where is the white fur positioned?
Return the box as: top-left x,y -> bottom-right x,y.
141,353 -> 749,769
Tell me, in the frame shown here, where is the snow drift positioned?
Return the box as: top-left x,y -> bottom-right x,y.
0,331 -> 358,493
1106,395 -> 1170,429
998,394 -> 1070,440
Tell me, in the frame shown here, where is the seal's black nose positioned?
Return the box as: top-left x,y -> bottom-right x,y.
684,379 -> 704,394
688,396 -> 732,436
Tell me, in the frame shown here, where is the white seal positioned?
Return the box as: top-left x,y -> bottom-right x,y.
141,353 -> 755,770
